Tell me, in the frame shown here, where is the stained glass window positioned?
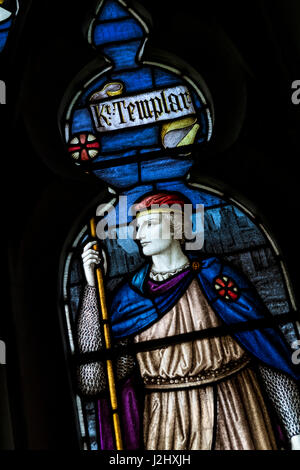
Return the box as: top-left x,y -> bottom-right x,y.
54,0 -> 300,452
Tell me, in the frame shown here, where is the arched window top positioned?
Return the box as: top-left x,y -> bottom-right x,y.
59,0 -> 213,189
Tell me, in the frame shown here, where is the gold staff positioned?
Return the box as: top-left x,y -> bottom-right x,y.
90,217 -> 123,450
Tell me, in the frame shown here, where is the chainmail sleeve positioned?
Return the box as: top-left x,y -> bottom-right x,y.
258,364 -> 300,439
77,285 -> 107,395
76,285 -> 136,396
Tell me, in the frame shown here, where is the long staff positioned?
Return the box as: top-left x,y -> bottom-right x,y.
90,217 -> 123,450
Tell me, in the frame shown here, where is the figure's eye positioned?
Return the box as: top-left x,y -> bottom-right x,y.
147,219 -> 159,227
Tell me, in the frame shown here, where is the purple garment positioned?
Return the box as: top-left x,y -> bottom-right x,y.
97,376 -> 141,450
147,268 -> 191,294
98,395 -> 114,450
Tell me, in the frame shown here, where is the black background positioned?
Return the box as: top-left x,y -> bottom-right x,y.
1,0 -> 300,450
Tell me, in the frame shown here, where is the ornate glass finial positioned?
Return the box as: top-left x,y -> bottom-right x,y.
59,0 -> 213,189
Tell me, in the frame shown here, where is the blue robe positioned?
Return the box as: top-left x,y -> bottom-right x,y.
109,254 -> 300,382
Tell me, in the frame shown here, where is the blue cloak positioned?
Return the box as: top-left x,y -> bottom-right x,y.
109,255 -> 300,382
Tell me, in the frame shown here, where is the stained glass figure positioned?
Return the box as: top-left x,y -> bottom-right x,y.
58,0 -> 300,451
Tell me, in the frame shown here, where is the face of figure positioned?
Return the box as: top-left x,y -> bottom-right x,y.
136,212 -> 176,257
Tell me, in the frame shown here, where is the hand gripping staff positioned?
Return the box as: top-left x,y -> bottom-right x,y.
90,217 -> 123,450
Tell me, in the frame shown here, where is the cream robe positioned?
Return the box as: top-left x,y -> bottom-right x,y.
133,279 -> 277,450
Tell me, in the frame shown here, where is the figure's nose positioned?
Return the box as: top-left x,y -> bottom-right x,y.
136,224 -> 143,240
137,222 -> 148,241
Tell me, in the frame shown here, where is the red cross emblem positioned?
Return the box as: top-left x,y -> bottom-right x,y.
214,275 -> 239,301
68,133 -> 100,161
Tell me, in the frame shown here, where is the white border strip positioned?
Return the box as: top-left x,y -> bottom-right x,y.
182,74 -> 207,105
83,67 -> 112,89
66,91 -> 82,121
72,225 -> 88,248
64,304 -> 75,354
258,224 -> 280,257
188,182 -> 224,197
63,253 -> 73,300
76,395 -> 86,438
228,197 -> 255,219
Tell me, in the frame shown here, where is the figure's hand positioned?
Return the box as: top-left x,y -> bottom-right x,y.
81,240 -> 106,287
290,434 -> 300,450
